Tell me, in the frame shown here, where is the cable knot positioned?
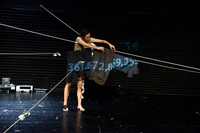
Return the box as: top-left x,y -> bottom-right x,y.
18,112 -> 31,121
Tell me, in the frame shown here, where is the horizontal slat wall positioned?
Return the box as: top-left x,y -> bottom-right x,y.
0,2 -> 200,95
125,14 -> 200,95
0,7 -> 125,92
0,7 -> 90,90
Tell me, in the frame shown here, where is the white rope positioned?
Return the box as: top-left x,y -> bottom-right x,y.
2,6 -> 198,132
3,61 -> 84,133
0,52 -> 61,56
1,11 -> 200,74
0,23 -> 76,43
115,50 -> 200,71
39,6 -> 200,72
40,5 -> 80,35
138,60 -> 200,74
3,119 -> 21,133
40,6 -> 98,48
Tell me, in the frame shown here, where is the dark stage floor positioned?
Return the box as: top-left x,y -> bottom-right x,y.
0,89 -> 200,133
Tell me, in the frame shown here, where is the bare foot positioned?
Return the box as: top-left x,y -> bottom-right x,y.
63,105 -> 69,111
77,105 -> 85,111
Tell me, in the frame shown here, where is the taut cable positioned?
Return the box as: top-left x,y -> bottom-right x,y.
115,50 -> 200,71
40,5 -> 80,35
138,60 -> 200,74
3,61 -> 84,133
39,5 -> 200,72
0,52 -> 61,56
0,23 -> 76,43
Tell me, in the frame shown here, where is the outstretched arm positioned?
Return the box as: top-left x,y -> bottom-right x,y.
91,38 -> 116,51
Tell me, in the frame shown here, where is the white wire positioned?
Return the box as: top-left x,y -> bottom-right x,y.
0,53 -> 55,55
0,23 -> 76,43
1,12 -> 200,74
39,6 -> 200,72
115,50 -> 200,71
40,5 -> 80,35
3,61 -> 83,133
2,6 -> 199,132
1,22 -> 199,74
138,60 -> 200,74
3,119 -> 21,133
40,6 -> 98,50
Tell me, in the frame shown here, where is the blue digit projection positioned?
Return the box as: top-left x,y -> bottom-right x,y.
80,63 -> 84,71
132,42 -> 138,50
93,61 -> 98,69
74,63 -> 80,71
124,57 -> 129,66
86,61 -> 92,69
68,58 -> 138,72
129,59 -> 134,66
68,63 -> 74,71
99,62 -> 104,70
125,42 -> 131,50
116,58 -> 121,67
107,63 -> 113,71
135,60 -> 138,65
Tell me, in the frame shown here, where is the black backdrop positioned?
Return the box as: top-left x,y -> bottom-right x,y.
0,0 -> 200,95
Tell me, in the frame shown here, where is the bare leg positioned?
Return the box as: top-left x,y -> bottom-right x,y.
77,76 -> 85,111
63,83 -> 72,111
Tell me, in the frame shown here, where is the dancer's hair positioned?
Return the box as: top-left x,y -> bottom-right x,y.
80,29 -> 90,39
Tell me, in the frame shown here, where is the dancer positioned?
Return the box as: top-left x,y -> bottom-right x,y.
63,29 -> 115,111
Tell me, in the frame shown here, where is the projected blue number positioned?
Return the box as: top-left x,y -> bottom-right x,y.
93,61 -> 98,69
74,64 -> 80,71
80,63 -> 84,71
116,58 -> 121,67
87,61 -> 92,69
129,59 -> 134,66
68,58 -> 138,72
99,62 -> 104,70
107,63 -> 113,71
68,63 -> 74,71
124,57 -> 129,66
135,60 -> 138,65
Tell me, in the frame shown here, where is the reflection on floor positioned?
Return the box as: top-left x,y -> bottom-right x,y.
0,90 -> 200,133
